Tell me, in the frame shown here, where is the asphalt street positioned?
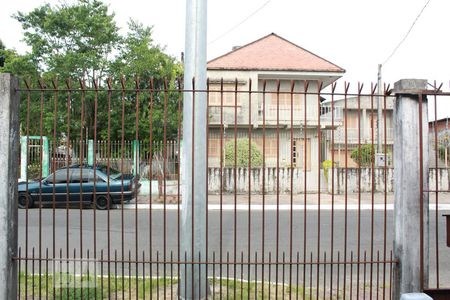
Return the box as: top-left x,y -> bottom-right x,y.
17,207 -> 450,287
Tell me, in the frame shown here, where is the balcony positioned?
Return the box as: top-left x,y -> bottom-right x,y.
257,106 -> 343,128
327,127 -> 394,144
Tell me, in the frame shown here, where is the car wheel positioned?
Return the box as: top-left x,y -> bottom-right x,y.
95,195 -> 110,210
18,193 -> 33,209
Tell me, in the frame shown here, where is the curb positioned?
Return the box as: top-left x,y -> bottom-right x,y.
121,203 -> 450,211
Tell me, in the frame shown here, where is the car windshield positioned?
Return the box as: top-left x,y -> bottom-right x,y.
98,165 -> 123,180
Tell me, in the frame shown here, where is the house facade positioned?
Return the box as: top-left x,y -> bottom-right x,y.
206,33 -> 345,191
429,117 -> 450,167
322,96 -> 394,168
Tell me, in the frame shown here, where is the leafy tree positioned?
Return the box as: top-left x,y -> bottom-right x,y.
350,144 -> 375,167
5,0 -> 182,143
225,139 -> 263,167
106,20 -> 182,142
13,0 -> 120,81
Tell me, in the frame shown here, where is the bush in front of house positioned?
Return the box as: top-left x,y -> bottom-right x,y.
225,138 -> 263,167
350,144 -> 375,167
322,160 -> 334,182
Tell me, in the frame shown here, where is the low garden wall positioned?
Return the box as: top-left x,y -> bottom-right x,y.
138,168 -> 450,196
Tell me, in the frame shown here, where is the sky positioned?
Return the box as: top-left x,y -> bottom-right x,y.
1,0 -> 450,117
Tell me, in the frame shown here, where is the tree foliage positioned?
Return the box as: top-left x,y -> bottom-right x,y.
13,0 -> 120,81
1,0 -> 182,142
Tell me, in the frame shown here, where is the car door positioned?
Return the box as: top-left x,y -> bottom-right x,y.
90,169 -> 108,200
69,168 -> 89,203
41,169 -> 73,202
70,169 -> 108,203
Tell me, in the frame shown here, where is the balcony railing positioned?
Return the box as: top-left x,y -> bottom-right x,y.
327,127 -> 394,144
320,106 -> 343,123
260,106 -> 343,126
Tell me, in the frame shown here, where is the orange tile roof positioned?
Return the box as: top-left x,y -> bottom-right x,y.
208,33 -> 345,73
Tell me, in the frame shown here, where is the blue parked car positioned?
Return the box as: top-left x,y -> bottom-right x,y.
18,164 -> 140,210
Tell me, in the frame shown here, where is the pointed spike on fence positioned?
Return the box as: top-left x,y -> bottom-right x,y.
120,76 -> 126,91
318,80 -> 324,91
23,78 -> 31,90
135,77 -> 140,90
437,82 -> 443,92
358,82 -> 364,94
192,76 -> 196,90
106,78 -> 112,90
304,80 -> 310,93
371,82 -> 377,95
92,78 -> 98,91
331,82 -> 337,93
65,77 -> 72,90
38,78 -> 46,89
150,77 -> 155,91
290,80 -> 295,92
276,79 -> 281,92
78,78 -> 85,91
262,79 -> 267,91
385,84 -> 393,95
344,81 -> 350,94
163,78 -> 168,91
248,78 -> 252,91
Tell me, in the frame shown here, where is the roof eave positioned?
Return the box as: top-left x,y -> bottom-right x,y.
207,67 -> 346,73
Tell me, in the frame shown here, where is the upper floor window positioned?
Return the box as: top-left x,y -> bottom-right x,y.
208,84 -> 242,107
269,93 -> 303,109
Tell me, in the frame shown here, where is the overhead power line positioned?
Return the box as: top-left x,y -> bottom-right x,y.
383,0 -> 431,65
208,0 -> 272,45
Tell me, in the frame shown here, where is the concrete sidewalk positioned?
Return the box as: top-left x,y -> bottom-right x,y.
136,192 -> 450,206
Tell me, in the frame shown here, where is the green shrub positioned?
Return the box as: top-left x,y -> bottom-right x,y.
322,160 -> 334,182
225,138 -> 263,167
350,144 -> 375,167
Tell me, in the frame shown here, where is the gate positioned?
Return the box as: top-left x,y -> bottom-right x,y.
8,76 -> 449,299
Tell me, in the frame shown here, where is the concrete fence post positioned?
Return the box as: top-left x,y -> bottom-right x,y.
133,140 -> 140,177
20,136 -> 49,180
42,136 -> 49,177
20,136 -> 27,181
0,73 -> 20,299
393,79 -> 429,298
87,139 -> 94,166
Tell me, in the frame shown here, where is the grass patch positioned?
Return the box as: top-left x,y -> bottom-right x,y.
18,272 -> 328,299
19,272 -> 177,299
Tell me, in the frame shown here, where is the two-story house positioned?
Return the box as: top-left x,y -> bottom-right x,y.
322,96 -> 394,168
206,33 -> 344,191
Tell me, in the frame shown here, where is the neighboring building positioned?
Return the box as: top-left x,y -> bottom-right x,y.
429,117 -> 450,134
322,96 -> 394,168
429,117 -> 450,167
206,33 -> 345,190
